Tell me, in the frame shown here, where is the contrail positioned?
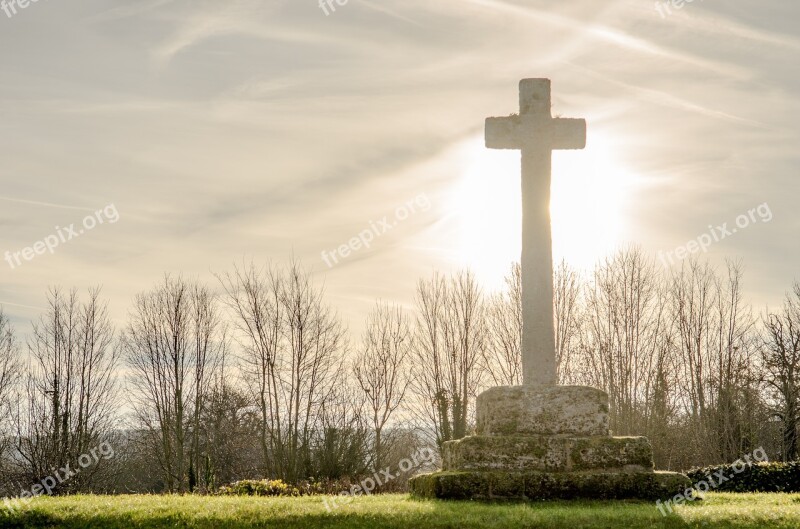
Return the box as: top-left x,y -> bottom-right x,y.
0,300 -> 45,311
0,195 -> 95,212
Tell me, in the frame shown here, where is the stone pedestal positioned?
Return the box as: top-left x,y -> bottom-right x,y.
410,386 -> 691,500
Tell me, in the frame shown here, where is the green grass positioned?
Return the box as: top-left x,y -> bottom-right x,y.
1,492 -> 799,528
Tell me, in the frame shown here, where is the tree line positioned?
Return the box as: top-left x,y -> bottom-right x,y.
0,248 -> 798,495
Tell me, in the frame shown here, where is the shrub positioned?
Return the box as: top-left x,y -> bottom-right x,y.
217,479 -> 300,497
216,476 -> 408,497
216,478 -> 359,497
296,478 -> 352,496
686,462 -> 800,493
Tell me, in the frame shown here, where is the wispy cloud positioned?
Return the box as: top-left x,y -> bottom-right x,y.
0,0 -> 796,330
0,196 -> 96,212
569,64 -> 766,127
462,0 -> 750,79
360,0 -> 425,27
681,7 -> 800,52
0,300 -> 46,312
87,0 -> 176,23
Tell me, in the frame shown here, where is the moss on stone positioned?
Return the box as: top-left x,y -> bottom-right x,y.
569,437 -> 653,472
443,435 -> 557,471
409,470 -> 691,501
443,435 -> 654,473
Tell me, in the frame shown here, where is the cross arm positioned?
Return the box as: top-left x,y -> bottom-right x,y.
551,118 -> 586,150
486,116 -> 586,151
485,116 -> 523,150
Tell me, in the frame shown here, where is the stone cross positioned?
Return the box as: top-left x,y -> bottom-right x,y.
485,78 -> 586,386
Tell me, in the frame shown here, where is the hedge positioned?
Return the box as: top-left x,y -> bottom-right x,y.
686,462 -> 800,493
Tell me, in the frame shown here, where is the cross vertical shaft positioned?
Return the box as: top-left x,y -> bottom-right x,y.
485,78 -> 586,386
521,139 -> 556,386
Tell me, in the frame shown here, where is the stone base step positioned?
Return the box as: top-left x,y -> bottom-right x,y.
443,435 -> 654,473
477,385 -> 610,437
409,470 -> 691,501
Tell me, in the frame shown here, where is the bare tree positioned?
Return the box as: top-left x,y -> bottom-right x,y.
199,381 -> 263,489
668,259 -> 759,464
579,248 -> 670,437
218,263 -> 281,480
16,288 -> 118,493
218,261 -> 347,483
312,383 -> 370,481
123,276 -> 227,492
353,302 -> 411,472
483,264 -> 522,386
411,270 -> 486,448
0,308 -> 19,487
554,260 -> 583,384
709,261 -> 759,461
668,258 -> 716,452
761,282 -> 800,460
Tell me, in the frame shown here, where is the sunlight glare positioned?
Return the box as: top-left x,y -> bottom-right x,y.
447,133 -> 636,290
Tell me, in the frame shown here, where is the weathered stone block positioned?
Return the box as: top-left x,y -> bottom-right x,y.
476,386 -> 609,437
409,470 -> 691,501
443,435 -> 564,472
570,436 -> 653,472
442,435 -> 653,473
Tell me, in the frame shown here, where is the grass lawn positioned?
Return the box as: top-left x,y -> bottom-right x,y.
1,492 -> 799,528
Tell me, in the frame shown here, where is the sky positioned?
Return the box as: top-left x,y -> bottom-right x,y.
0,0 -> 798,338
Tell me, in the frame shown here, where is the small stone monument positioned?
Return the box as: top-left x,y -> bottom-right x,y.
410,79 -> 691,500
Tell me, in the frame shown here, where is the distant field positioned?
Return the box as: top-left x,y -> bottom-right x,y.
2,492 -> 799,528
